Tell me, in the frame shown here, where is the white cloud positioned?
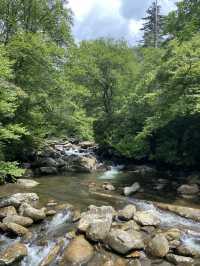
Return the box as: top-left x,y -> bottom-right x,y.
68,0 -> 179,44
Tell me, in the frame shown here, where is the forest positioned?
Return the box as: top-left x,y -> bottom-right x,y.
1,0 -> 200,182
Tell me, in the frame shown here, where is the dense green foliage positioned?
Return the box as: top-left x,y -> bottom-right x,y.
1,0 -> 200,182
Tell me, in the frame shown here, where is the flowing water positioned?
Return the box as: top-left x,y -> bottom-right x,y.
0,166 -> 200,265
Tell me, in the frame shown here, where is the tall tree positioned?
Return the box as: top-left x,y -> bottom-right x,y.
0,0 -> 73,46
165,0 -> 200,41
141,1 -> 163,48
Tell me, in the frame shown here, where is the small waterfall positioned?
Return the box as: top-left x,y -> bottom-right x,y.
181,234 -> 200,252
129,198 -> 200,232
98,165 -> 124,180
64,147 -> 90,156
21,242 -> 54,266
0,235 -> 19,250
47,210 -> 71,232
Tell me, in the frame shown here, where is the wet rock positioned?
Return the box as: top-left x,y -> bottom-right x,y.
146,235 -> 169,258
0,242 -> 27,265
3,215 -> 33,227
39,167 -> 58,175
46,202 -> 57,207
134,211 -> 160,226
17,179 -> 39,188
0,193 -> 39,208
118,204 -> 137,221
106,229 -> 144,255
0,206 -> 17,219
71,209 -> 81,222
78,205 -> 114,241
177,184 -> 199,195
177,243 -> 200,258
133,165 -> 157,175
19,203 -> 46,221
61,236 -> 94,265
156,203 -> 200,222
2,222 -> 30,237
46,210 -> 57,216
124,182 -> 140,196
166,254 -> 194,265
102,183 -> 115,191
39,239 -> 64,266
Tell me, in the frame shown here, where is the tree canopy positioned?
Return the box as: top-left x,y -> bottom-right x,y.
1,0 -> 200,182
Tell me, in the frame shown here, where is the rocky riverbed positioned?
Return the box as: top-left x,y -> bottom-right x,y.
0,187 -> 200,265
1,142 -> 200,265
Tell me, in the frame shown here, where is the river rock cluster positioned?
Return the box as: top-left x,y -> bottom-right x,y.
0,193 -> 200,265
27,140 -> 101,176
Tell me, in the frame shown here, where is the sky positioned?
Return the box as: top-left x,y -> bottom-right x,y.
68,0 -> 179,44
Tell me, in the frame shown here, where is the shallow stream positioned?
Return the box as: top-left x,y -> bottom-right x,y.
0,166 -> 200,265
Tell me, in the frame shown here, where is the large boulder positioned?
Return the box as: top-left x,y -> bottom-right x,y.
39,167 -> 58,175
17,179 -> 39,188
3,215 -> 33,227
79,141 -> 96,149
64,155 -> 97,173
106,229 -> 144,255
0,243 -> 27,265
177,184 -> 199,195
0,206 -> 17,219
40,157 -> 58,167
118,205 -> 137,221
78,205 -> 114,241
0,193 -> 39,208
146,235 -> 169,258
134,211 -> 160,226
124,182 -> 141,196
19,203 -> 46,221
166,254 -> 194,265
1,222 -> 30,237
61,236 -> 94,265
